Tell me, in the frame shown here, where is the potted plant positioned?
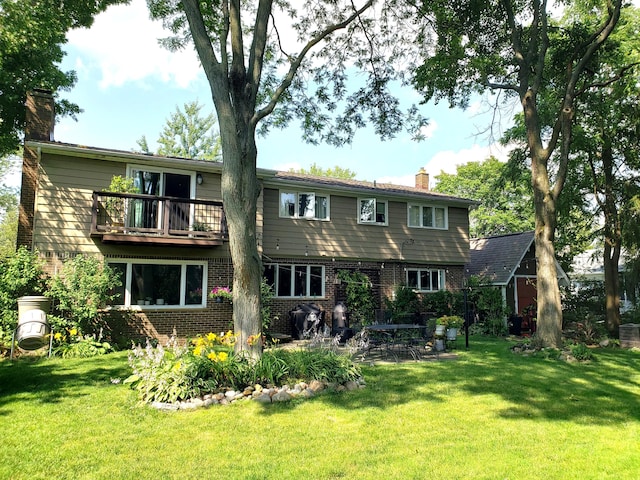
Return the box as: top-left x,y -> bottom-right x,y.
104,175 -> 139,227
445,315 -> 463,340
435,316 -> 448,336
209,286 -> 232,303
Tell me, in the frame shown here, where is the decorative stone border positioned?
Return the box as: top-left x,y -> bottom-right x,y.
150,378 -> 366,411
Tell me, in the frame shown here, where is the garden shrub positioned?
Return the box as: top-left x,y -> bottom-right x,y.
0,246 -> 48,347
385,284 -> 420,322
421,289 -> 462,317
561,282 -> 609,344
53,327 -> 113,358
126,332 -> 362,403
261,277 -> 277,339
47,254 -> 122,336
569,342 -> 594,362
337,270 -> 375,327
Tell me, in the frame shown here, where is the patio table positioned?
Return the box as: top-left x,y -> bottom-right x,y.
363,324 -> 427,361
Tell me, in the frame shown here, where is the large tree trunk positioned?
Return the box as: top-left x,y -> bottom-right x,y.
602,140 -> 622,335
524,89 -> 563,348
218,105 -> 263,360
531,164 -> 564,349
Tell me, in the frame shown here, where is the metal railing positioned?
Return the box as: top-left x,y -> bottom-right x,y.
91,192 -> 227,239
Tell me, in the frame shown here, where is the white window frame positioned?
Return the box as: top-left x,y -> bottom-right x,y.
265,264 -> 325,298
406,268 -> 446,292
127,164 -> 197,199
278,191 -> 330,220
107,259 -> 208,308
126,165 -> 198,229
407,204 -> 448,229
358,198 -> 388,226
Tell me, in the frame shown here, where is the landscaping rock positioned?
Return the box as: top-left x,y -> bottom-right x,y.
148,377 -> 364,411
151,401 -> 178,411
308,380 -> 325,392
271,390 -> 292,402
254,393 -> 272,403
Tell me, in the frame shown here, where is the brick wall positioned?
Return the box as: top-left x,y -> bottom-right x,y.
18,90 -> 55,250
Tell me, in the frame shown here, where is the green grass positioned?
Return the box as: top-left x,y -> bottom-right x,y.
1,337 -> 639,479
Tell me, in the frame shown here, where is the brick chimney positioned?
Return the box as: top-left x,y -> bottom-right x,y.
415,167 -> 429,191
25,89 -> 55,141
18,90 -> 55,250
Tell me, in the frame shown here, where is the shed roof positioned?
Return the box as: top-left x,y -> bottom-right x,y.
468,231 -> 535,285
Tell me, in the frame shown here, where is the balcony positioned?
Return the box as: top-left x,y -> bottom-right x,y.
90,192 -> 227,247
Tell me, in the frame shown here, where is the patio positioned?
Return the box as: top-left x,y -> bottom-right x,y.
277,329 -> 459,364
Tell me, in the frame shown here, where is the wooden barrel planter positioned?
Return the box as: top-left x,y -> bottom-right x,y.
16,296 -> 51,351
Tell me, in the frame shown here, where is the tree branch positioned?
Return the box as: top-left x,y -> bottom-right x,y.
576,62 -> 640,97
552,0 -> 622,201
247,0 -> 273,108
252,0 -> 374,128
181,0 -> 220,76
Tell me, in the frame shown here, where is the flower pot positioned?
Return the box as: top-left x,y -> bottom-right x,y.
156,299 -> 165,305
214,296 -> 223,303
446,327 -> 458,340
435,339 -> 445,351
435,324 -> 446,336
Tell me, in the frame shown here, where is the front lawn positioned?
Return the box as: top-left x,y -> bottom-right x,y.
1,337 -> 639,479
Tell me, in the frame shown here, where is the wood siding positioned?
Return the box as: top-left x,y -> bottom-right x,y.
34,152 -> 237,260
261,188 -> 469,264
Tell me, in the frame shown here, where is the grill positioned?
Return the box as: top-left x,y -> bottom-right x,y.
290,303 -> 325,339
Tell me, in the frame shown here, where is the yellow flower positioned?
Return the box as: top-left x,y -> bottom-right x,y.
193,345 -> 202,356
206,332 -> 217,343
217,351 -> 228,362
69,328 -> 78,336
54,332 -> 62,341
172,361 -> 182,371
207,352 -> 218,361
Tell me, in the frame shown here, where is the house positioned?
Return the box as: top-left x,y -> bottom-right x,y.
467,231 -> 570,331
571,247 -> 632,312
17,90 -> 475,343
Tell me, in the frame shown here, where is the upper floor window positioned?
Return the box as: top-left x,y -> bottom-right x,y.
108,259 -> 206,308
406,268 -> 446,292
264,264 -> 325,298
279,192 -> 329,220
408,204 -> 447,229
358,198 -> 387,225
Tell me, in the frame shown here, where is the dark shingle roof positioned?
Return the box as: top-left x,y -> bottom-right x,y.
271,172 -> 476,206
468,231 -> 535,285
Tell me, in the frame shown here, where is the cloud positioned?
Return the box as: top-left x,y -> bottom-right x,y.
424,142 -> 512,184
66,0 -> 202,89
419,120 -> 438,140
377,142 -> 513,188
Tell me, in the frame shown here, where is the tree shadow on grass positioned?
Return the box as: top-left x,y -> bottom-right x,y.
256,338 -> 640,425
0,352 -> 130,414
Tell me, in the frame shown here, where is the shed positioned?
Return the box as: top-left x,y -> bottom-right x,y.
467,231 -> 570,324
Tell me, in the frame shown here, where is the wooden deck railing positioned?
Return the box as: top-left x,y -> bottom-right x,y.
91,192 -> 227,243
